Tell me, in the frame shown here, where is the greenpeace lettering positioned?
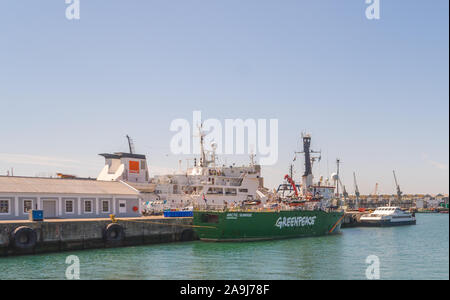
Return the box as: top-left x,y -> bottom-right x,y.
275,216 -> 317,229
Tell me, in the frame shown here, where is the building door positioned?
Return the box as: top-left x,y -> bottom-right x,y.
118,200 -> 127,214
43,200 -> 57,218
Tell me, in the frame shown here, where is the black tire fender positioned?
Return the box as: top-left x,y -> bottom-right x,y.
10,226 -> 37,250
103,223 -> 125,242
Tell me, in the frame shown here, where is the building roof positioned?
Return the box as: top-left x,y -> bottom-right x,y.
125,182 -> 156,193
0,176 -> 140,196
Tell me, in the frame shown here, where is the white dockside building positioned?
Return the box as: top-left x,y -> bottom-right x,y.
0,143 -> 155,221
0,176 -> 142,220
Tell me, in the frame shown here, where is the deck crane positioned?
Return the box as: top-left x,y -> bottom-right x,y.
284,174 -> 299,198
353,172 -> 360,209
393,170 -> 403,203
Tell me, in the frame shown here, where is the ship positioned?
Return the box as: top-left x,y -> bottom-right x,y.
193,134 -> 345,242
147,125 -> 264,213
359,206 -> 416,226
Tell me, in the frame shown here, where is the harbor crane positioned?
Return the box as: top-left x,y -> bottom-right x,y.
353,172 -> 360,209
393,170 -> 403,202
336,159 -> 348,200
338,177 -> 349,200
372,183 -> 379,197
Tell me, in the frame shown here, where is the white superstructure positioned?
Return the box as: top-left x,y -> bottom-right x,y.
152,164 -> 263,208
150,128 -> 264,209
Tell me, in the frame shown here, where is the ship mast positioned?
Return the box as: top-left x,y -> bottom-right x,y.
289,164 -> 294,180
336,158 -> 340,197
295,133 -> 321,196
126,135 -> 135,154
199,125 -> 206,167
197,124 -> 217,168
250,152 -> 256,168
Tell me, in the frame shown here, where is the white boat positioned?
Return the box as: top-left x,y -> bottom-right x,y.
359,206 -> 416,226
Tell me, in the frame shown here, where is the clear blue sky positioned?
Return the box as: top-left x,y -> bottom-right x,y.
0,0 -> 448,194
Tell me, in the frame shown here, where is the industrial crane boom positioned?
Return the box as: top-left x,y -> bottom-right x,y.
352,172 -> 360,210
393,170 -> 402,201
353,172 -> 360,198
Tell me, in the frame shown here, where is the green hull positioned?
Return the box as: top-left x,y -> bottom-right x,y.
193,210 -> 344,242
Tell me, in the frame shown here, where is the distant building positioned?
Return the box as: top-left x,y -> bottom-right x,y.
0,176 -> 142,220
415,199 -> 424,209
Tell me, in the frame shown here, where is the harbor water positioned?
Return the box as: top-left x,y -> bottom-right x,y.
0,214 -> 448,280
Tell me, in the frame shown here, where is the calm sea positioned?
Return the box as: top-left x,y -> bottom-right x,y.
0,214 -> 448,280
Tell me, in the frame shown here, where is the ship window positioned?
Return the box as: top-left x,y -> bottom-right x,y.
239,189 -> 248,193
225,188 -> 237,196
207,188 -> 223,195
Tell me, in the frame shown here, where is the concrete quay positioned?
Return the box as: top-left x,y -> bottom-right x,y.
341,211 -> 365,228
0,216 -> 196,257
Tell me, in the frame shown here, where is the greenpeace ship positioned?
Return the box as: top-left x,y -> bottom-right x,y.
193,134 -> 345,242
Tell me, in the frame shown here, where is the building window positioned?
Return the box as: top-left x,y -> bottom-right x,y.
239,189 -> 249,193
84,200 -> 93,213
65,200 -> 74,214
0,200 -> 10,214
23,200 -> 33,213
102,200 -> 110,213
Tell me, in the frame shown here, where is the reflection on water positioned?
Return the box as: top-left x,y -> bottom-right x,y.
0,214 -> 448,280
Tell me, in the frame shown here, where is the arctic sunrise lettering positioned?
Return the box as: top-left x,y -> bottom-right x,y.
275,216 -> 317,229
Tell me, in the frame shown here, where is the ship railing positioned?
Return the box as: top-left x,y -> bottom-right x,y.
192,205 -> 337,213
